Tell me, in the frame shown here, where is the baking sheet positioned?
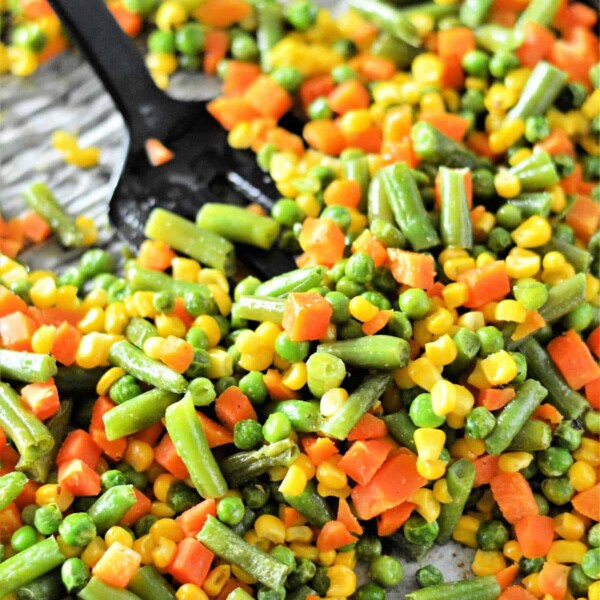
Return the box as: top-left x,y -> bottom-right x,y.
0,6 -> 474,594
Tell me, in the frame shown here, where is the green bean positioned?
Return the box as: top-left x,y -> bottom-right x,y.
196,203 -> 280,250
516,0 -> 561,28
474,25 -> 524,53
520,337 -> 590,419
405,575 -> 501,600
380,162 -> 441,251
125,317 -> 158,349
104,389 -> 180,440
232,296 -> 285,323
539,273 -> 587,323
348,0 -> 420,46
108,340 -> 188,394
508,62 -> 568,120
128,566 -> 176,600
282,480 -> 334,528
286,586 -> 316,600
371,33 -> 419,69
538,239 -> 592,273
220,439 -> 299,488
0,382 -> 54,464
256,0 -> 285,72
509,151 -> 560,191
254,267 -> 325,298
198,515 -> 289,589
394,2 -> 458,20
317,335 -> 410,370
0,472 -> 28,511
439,167 -> 473,249
508,419 -> 553,452
165,396 -> 228,498
411,122 -> 479,170
79,577 -> 142,600
145,208 -> 235,275
383,410 -> 417,453
444,328 -> 481,379
459,0 -> 493,28
437,459 -> 476,544
0,349 -> 57,383
53,366 -> 106,395
485,379 -> 548,455
0,536 -> 66,595
15,568 -> 65,600
321,373 -> 392,440
272,400 -> 322,433
126,263 -> 211,298
343,155 -> 370,211
22,183 -> 85,247
87,485 -> 137,534
507,192 -> 552,217
368,171 -> 395,224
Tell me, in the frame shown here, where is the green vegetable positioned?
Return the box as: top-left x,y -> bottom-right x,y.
437,459 -> 476,544
405,576 -> 501,600
0,349 -> 57,383
87,485 -> 137,534
316,335 -> 409,370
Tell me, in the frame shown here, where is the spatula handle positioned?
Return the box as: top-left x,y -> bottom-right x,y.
47,0 -> 181,149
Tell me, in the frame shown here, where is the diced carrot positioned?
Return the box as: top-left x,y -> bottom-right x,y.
473,455 -> 500,487
300,75 -> 336,110
514,515 -> 555,559
351,230 -> 388,268
58,459 -> 101,496
0,311 -> 37,351
154,433 -> 190,480
531,403 -> 563,426
511,310 -> 546,342
343,125 -> 383,154
168,538 -> 214,586
362,310 -> 393,336
299,217 -> 346,268
438,27 -> 475,86
549,27 -> 598,87
15,480 -> 39,509
20,379 -> 59,421
38,35 -> 68,64
355,54 -> 395,81
457,261 -> 511,309
245,75 -> 293,121
91,396 -> 116,428
214,386 -> 257,430
467,131 -> 499,160
302,436 -> 339,466
177,499 -> 217,538
477,387 -> 516,411
158,336 -> 194,374
223,60 -> 262,97
171,297 -> 195,330
197,412 -> 234,447
51,321 -> 82,367
339,439 -> 393,487
585,377 -> 600,410
19,210 -> 51,243
566,2 -> 598,27
377,502 -> 416,537
132,422 -> 164,446
303,120 -> 346,156
57,429 -> 102,469
194,0 -> 251,27
0,286 -> 28,318
490,471 -> 538,524
381,138 -> 419,166
499,585 -> 537,600
282,291 -> 333,342
351,453 -> 427,520
538,562 -> 569,599
93,541 -> 141,588
263,369 -> 300,401
137,239 -> 175,271
0,503 -> 22,544
109,4 -> 142,36
316,520 -> 356,552
203,30 -> 229,75
383,105 -> 413,142
565,194 -> 600,244
3,218 -> 24,245
328,79 -> 371,115
560,163 -> 583,195
89,423 -> 126,462
145,138 -> 174,167
0,429 -> 5,454
0,238 -> 22,258
119,488 -> 152,528
281,506 -> 304,529
587,326 -> 600,358
337,498 -> 363,535
547,329 -> 600,390
535,129 -> 575,158
323,179 -> 361,209
516,22 -> 555,68
28,307 -> 84,327
207,97 -> 259,131
0,446 -> 19,476
348,413 -> 388,441
265,127 -> 304,157
495,564 -> 520,591
250,118 -> 278,152
419,113 -> 470,142
388,249 -> 435,290
20,0 -> 54,19
571,484 -> 600,521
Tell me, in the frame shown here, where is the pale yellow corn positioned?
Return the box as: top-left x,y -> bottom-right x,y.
320,387 -> 348,417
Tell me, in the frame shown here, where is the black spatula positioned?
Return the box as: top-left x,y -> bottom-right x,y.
47,0 -> 298,278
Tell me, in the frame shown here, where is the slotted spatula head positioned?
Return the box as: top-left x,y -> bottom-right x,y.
48,0 -> 297,279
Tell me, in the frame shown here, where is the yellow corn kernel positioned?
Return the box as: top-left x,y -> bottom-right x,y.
104,302 -> 128,334
425,335 -> 457,367
279,464 -> 308,497
443,257 -> 477,281
472,550 -> 506,576
372,82 -> 404,105
319,550 -> 337,566
433,478 -> 452,504
290,542 -> 320,561
348,296 -> 379,323
285,526 -> 314,544
254,515 -> 286,545
78,307 -> 105,334
202,565 -> 231,597
295,193 -> 321,218
167,257 -> 199,282
64,146 -> 100,169
348,209 -> 368,234
457,312 -> 485,333
506,247 -> 541,279
334,548 -> 357,569
36,484 -> 73,511
489,119 -> 525,154
509,148 -> 532,166
75,215 -> 98,245
125,440 -> 154,473
439,248 -> 469,264
57,536 -> 83,558
417,458 -> 446,481
31,325 -> 57,355
317,483 -> 351,499
193,315 -> 221,348
206,348 -> 234,379
339,109 -> 373,135
512,216 -> 552,248
480,350 -> 518,386
522,573 -> 542,598
411,488 -> 441,523
150,501 -> 176,519
105,526 -> 134,548
425,308 -> 455,336
503,540 -> 523,562
150,519 -> 183,544
495,299 -> 527,323
52,285 -> 78,311
494,171 -> 521,199
590,581 -> 600,600
548,184 -> 567,213
412,52 -> 444,85
30,276 -> 57,308
96,367 -> 126,396
452,385 -> 475,417
230,565 -> 257,585
228,122 -> 255,149
8,46 -> 38,77
413,319 -> 436,347
152,536 -> 177,569
498,452 -> 533,473
316,461 -> 348,490
270,151 -> 298,183
52,130 -> 78,152
554,513 -> 586,541
327,565 -> 357,597
81,536 -> 106,568
431,380 -> 457,416
543,251 -> 567,272
408,357 -> 442,392
547,540 -> 587,564
177,584 -> 209,600
505,67 -> 531,93
208,284 -> 232,317
568,460 -> 598,492
131,291 -> 157,319
573,438 -> 600,467
420,91 -> 445,114
585,274 -> 600,304
582,89 -> 600,119
442,282 -> 469,309
155,313 -> 187,338
131,535 -> 155,566
282,362 -> 307,391
292,453 -> 316,480
450,438 -> 478,461
320,387 -> 348,418
453,515 -> 480,548
393,366 -> 415,390
255,321 -> 282,348
466,359 -> 490,389
465,437 -> 486,457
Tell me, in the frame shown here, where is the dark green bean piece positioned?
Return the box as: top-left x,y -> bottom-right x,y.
539,274 -> 586,323
145,208 -> 235,276
87,485 -> 137,534
371,33 -> 418,69
53,366 -> 106,395
383,410 -> 417,453
256,0 -> 285,72
0,349 -> 57,383
437,459 -> 476,544
286,586 -> 316,600
79,577 -> 142,600
508,419 -> 552,452
282,480 -> 334,528
507,193 -> 552,217
439,167 -> 473,249
254,267 -> 325,298
405,576 -> 501,600
128,566 -> 176,600
368,171 -> 395,224
232,296 -> 285,324
516,0 -> 561,28
411,122 -> 479,170
15,567 -> 65,600
485,380 -> 548,455
509,151 -> 560,191
126,263 -> 211,299
474,25 -> 524,52
348,0 -> 420,46
460,0 -> 493,28
125,318 -> 158,349
0,472 -> 28,511
317,335 -> 410,370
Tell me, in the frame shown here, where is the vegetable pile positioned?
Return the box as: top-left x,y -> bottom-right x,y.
1,0 -> 600,599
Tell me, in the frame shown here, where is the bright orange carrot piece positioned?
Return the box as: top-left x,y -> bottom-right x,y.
477,387 -> 516,411
177,499 -> 217,538
538,562 -> 569,599
51,321 -> 82,367
571,484 -> 600,521
351,230 -> 388,268
93,541 -> 141,588
490,471 -> 538,525
203,30 -> 229,75
514,514 -> 555,558
223,61 -> 262,97
339,439 -> 392,487
0,311 -> 37,351
328,79 -> 371,115
145,138 -> 174,167
0,286 -> 28,318
154,433 -> 190,480
282,291 -> 333,342
498,585 -> 538,600
168,538 -> 214,586
214,386 -> 257,430
337,497 -> 363,535
19,210 -> 51,243
263,369 -> 299,401
547,329 -> 600,390
495,564 -> 520,591
348,413 -> 388,441
56,429 -> 101,469
245,75 -> 293,121
457,260 -> 511,309
194,0 -> 251,27
388,249 -> 435,290
207,97 -> 259,131
58,458 -> 101,496
20,379 -> 59,421
302,437 -> 339,466
303,120 -> 346,156
316,520 -> 357,552
197,412 -> 234,447
119,488 -> 152,528
565,194 -> 600,244
473,454 -> 500,487
377,501 -> 416,537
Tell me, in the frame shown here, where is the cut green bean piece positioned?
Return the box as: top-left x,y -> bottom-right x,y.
343,155 -> 370,211
384,410 -> 417,453
460,0 -> 493,27
411,122 -> 479,170
538,239 -> 591,273
0,349 -> 57,383
254,267 -> 325,298
368,171 -> 395,225
126,263 -> 211,298
128,566 -> 176,600
539,274 -> 586,323
437,459 -> 476,544
79,577 -> 142,600
87,485 -> 137,534
439,167 -> 473,249
474,25 -> 524,52
405,575 -> 501,600
256,0 -> 284,72
0,471 -> 28,511
317,335 -> 410,370
125,317 -> 158,349
232,296 -> 285,324
282,479 -> 334,528
516,0 -> 561,28
507,193 -> 552,217
273,400 -> 322,432
508,419 -> 552,452
509,151 -> 559,191
348,0 -> 420,46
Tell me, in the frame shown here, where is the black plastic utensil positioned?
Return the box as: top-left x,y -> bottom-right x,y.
47,0 -> 297,278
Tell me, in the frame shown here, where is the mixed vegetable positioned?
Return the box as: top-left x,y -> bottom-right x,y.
1,0 -> 600,599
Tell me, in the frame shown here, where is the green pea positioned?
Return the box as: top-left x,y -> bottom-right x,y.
385,311 -> 412,341
179,54 -> 201,71
286,0 -> 318,30
58,513 -> 96,547
416,565 -> 444,588
541,477 -> 574,505
11,22 -> 47,52
582,547 -> 600,580
465,406 -> 496,439
271,66 -> 304,94
487,227 -> 513,253
325,291 -> 350,324
61,557 -> 90,593
234,419 -> 264,450
356,536 -> 382,562
11,525 -> 37,552
590,63 -> 600,89
554,421 -> 583,451
461,49 -> 489,78
122,0 -> 156,13
134,515 -> 158,537
585,411 -> 600,436
321,206 -> 351,232
338,318 -> 365,340
476,326 -> 504,357
239,371 -> 268,405
33,503 -> 62,535
331,38 -> 357,59
215,376 -> 236,396
269,545 -> 296,574
494,206 -> 522,233
398,288 -> 431,320
256,142 -> 278,172
309,165 -> 337,189
257,586 -> 285,600
168,482 -> 200,514
285,557 -> 316,588
242,484 -> 270,510
477,520 -> 508,551
519,557 -> 545,575
336,276 -> 365,298
510,351 -> 527,384
589,523 -> 600,548
533,492 -> 549,516
372,266 -> 399,296
175,22 -> 205,55
58,266 -> 87,289
370,555 -> 404,588
404,514 -> 439,545
217,496 -> 245,526
275,332 -> 310,363
80,249 -> 114,278
524,115 -> 550,143
109,374 -> 142,404
355,582 -> 386,600
148,30 -> 176,54
272,199 -> 304,227
331,64 -> 358,84
263,413 -> 292,443
231,33 -> 259,62
100,469 -> 129,491
117,462 -> 147,490
537,447 -> 574,477
370,218 -> 406,248
184,290 -> 213,317
306,352 -> 346,397
472,169 -> 495,199
489,50 -> 520,78
568,564 -> 593,597
307,97 -> 333,121
562,303 -> 594,332
533,324 -> 554,344
20,504 -> 38,527
409,393 -> 445,428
